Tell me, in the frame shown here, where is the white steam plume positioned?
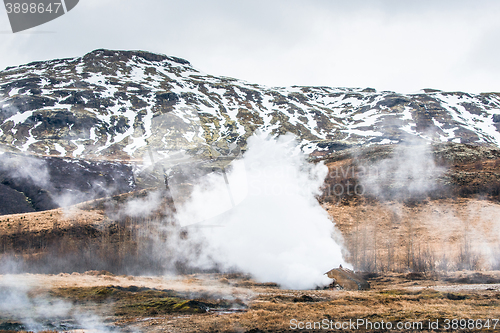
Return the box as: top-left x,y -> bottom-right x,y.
359,139 -> 444,200
123,190 -> 163,218
0,153 -> 50,188
177,133 -> 345,289
0,275 -> 112,332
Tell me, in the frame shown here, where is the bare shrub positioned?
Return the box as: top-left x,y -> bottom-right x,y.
411,244 -> 436,273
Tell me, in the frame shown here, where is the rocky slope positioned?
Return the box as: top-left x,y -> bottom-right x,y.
1,49 -> 500,161
0,152 -> 135,215
1,49 -> 500,276
1,49 -> 500,216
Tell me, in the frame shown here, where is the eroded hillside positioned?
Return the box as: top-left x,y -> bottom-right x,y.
1,142 -> 499,275
1,49 -> 500,162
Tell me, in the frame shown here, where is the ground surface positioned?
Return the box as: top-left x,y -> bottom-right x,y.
325,198 -> 500,273
1,271 -> 500,333
1,143 -> 500,332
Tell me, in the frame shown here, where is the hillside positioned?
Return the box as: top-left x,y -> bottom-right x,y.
1,142 -> 500,275
1,49 -> 500,276
1,49 -> 500,216
1,49 -> 500,161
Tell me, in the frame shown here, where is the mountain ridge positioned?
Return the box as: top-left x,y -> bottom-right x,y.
1,49 -> 500,162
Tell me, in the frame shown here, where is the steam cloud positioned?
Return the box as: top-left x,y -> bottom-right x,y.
1,132 -> 345,289
177,133 -> 345,289
359,139 -> 445,200
0,274 -> 112,332
0,152 -> 50,188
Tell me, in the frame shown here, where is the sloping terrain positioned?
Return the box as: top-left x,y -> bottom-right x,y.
1,49 -> 500,276
1,271 -> 500,333
1,142 -> 499,276
1,49 -> 500,162
318,142 -> 500,272
1,49 -> 500,218
0,151 -> 135,215
319,142 -> 500,204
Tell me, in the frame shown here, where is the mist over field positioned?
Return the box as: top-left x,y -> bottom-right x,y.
177,133 -> 345,289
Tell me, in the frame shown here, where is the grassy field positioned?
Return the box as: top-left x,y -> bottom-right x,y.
1,271 -> 500,332
1,143 -> 500,332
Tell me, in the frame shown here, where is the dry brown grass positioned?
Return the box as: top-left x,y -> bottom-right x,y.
0,207 -> 105,235
127,277 -> 500,333
2,272 -> 499,333
2,195 -> 500,277
325,198 -> 500,272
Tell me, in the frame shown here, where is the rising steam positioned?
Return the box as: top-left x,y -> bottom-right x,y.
0,274 -> 112,332
177,133 -> 345,289
359,139 -> 445,200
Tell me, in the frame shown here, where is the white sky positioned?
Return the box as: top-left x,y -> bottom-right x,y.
0,0 -> 499,93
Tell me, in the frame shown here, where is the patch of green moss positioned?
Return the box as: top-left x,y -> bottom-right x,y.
121,297 -> 210,316
415,289 -> 443,299
94,287 -> 116,296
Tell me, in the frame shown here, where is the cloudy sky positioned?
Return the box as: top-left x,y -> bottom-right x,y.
1,0 -> 499,93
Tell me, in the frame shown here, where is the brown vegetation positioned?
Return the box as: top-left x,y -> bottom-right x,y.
0,189 -> 186,274
318,143 -> 500,273
1,142 -> 499,277
325,198 -> 500,273
3,272 -> 499,333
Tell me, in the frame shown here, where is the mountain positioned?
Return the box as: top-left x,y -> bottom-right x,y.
1,49 -> 500,217
1,50 -> 500,276
1,49 -> 500,161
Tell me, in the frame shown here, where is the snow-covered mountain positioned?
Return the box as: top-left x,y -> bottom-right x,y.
1,49 -> 500,161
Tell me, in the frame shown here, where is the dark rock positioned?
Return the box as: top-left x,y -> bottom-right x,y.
0,183 -> 35,214
109,115 -> 130,134
377,95 -> 410,108
168,56 -> 191,65
446,293 -> 467,300
29,109 -> 100,137
156,92 -> 179,106
0,153 -> 136,216
0,175 -> 58,212
423,88 -> 443,93
6,95 -> 56,113
61,90 -> 114,108
45,156 -> 135,200
293,295 -> 316,302
1,76 -> 41,93
82,49 -> 190,66
316,141 -> 352,151
0,321 -> 25,331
